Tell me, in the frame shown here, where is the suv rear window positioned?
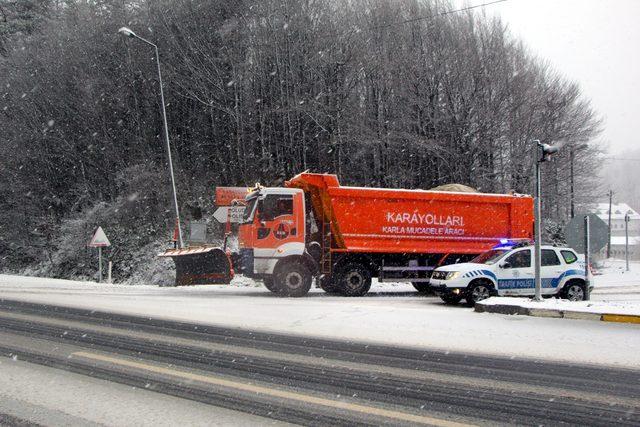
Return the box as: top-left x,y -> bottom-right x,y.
561,250 -> 578,264
542,249 -> 561,266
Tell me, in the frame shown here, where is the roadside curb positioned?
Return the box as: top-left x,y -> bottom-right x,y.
475,302 -> 640,324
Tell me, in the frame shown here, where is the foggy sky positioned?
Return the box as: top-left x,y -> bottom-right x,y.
470,0 -> 640,154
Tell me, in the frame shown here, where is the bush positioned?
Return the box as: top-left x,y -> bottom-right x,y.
20,164 -> 176,282
544,219 -> 566,246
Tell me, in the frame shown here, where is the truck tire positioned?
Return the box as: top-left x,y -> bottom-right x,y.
337,263 -> 372,297
319,276 -> 340,294
412,282 -> 433,294
263,277 -> 282,294
562,280 -> 586,301
274,262 -> 312,297
465,280 -> 493,306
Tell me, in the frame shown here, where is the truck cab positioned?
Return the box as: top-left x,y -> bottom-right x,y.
237,187 -> 316,296
430,243 -> 589,306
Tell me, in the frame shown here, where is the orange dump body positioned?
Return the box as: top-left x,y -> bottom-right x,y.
286,173 -> 533,255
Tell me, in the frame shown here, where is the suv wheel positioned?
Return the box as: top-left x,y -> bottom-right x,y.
466,281 -> 493,306
562,281 -> 586,301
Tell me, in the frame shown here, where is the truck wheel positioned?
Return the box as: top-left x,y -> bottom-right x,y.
337,263 -> 372,297
274,262 -> 312,297
562,281 -> 586,301
412,282 -> 433,294
319,276 -> 340,294
440,294 -> 462,305
263,277 -> 281,294
465,281 -> 492,306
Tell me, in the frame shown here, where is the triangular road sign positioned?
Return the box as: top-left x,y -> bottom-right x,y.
89,226 -> 111,247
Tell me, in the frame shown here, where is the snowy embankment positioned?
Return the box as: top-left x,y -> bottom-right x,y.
477,258 -> 640,319
478,297 -> 640,316
1,273 -> 639,370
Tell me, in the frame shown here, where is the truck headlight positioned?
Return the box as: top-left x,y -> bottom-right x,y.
445,271 -> 460,280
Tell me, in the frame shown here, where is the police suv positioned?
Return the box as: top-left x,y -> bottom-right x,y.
430,242 -> 589,306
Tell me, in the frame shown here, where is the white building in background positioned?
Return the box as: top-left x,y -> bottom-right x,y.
594,203 -> 640,260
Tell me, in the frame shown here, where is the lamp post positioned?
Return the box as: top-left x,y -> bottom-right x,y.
118,27 -> 184,248
606,189 -> 613,259
533,140 -> 559,302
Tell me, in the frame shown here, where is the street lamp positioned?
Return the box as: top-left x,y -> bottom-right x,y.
118,27 -> 184,248
533,140 -> 559,301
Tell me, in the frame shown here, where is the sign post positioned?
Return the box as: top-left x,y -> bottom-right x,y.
625,213 -> 630,272
584,215 -> 590,301
88,226 -> 111,283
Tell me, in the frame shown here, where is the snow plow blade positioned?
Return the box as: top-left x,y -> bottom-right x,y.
158,247 -> 233,286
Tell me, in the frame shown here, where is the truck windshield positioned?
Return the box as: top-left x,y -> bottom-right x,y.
471,249 -> 509,265
242,197 -> 259,224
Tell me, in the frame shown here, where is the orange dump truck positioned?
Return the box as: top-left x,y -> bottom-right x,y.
229,172 -> 533,296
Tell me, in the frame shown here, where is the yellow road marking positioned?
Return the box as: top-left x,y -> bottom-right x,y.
72,351 -> 473,427
601,314 -> 640,324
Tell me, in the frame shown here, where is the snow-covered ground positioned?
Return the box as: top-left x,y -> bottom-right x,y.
593,258 -> 640,288
580,258 -> 640,309
0,273 -> 639,370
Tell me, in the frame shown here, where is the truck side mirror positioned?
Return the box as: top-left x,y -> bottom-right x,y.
500,262 -> 511,269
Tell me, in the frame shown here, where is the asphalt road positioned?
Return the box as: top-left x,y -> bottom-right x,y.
0,298 -> 638,426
